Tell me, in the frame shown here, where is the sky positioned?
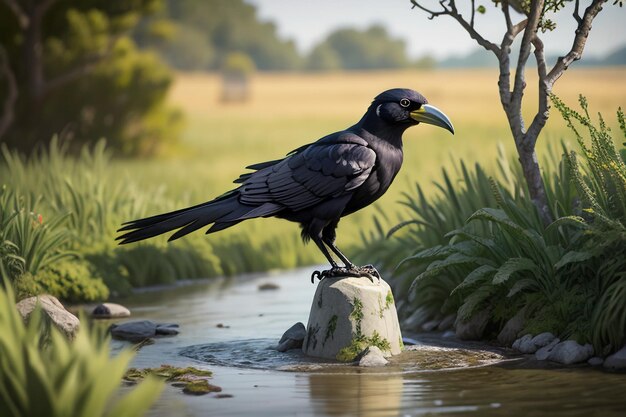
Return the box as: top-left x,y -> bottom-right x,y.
246,0 -> 626,60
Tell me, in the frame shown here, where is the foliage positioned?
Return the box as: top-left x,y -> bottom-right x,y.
311,25 -> 410,70
134,0 -> 302,71
0,0 -> 180,156
0,139 -> 318,300
362,97 -> 626,353
0,277 -> 164,417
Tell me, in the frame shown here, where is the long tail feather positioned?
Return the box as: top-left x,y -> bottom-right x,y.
116,195 -> 282,244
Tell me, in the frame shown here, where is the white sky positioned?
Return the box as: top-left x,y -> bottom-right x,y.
246,0 -> 626,59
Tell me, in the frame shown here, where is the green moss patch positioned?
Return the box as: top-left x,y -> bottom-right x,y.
336,331 -> 391,362
124,365 -> 219,396
182,380 -> 222,396
323,314 -> 338,346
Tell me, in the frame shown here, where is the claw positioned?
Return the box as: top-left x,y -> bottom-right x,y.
310,265 -> 382,283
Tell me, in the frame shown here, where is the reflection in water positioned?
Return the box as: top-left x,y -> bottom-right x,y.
306,373 -> 403,417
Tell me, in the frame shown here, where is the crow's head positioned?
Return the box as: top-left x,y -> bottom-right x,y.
369,88 -> 454,134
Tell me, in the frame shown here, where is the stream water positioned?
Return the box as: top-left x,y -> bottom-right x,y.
112,267 -> 626,417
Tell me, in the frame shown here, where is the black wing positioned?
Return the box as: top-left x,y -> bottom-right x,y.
237,133 -> 376,213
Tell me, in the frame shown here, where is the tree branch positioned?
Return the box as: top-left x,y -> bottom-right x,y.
2,0 -> 29,29
547,0 -> 606,86
0,45 -> 18,139
526,36 -> 550,145
512,0 -> 544,106
573,0 -> 583,24
410,0 -> 449,19
470,0 -> 476,27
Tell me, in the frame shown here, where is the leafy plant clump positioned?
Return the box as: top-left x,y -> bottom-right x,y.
361,96 -> 626,354
0,276 -> 164,417
0,139 -> 319,301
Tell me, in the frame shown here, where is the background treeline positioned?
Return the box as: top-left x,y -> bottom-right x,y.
132,0 -> 435,72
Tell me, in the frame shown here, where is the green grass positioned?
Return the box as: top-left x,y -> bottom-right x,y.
0,275 -> 163,417
357,96 -> 626,354
0,69 -> 623,301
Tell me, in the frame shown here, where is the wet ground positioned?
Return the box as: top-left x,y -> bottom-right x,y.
111,267 -> 626,417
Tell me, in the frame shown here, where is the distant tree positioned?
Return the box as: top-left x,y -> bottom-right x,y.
313,25 -> 411,70
306,43 -> 342,71
409,0 -> 619,223
135,0 -> 302,71
0,0 -> 180,156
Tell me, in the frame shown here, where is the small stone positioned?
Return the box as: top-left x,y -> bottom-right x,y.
277,322 -> 306,352
156,323 -> 180,336
455,309 -> 490,340
16,295 -> 80,339
421,319 -> 439,332
512,334 -> 532,351
91,303 -> 130,319
518,335 -> 538,354
215,394 -> 234,399
497,307 -> 526,346
588,357 -> 604,366
258,282 -> 280,291
604,345 -> 626,370
531,332 -> 556,349
216,323 -> 230,328
547,340 -> 593,365
358,346 -> 388,367
110,320 -> 157,342
535,338 -> 560,361
438,314 -> 457,331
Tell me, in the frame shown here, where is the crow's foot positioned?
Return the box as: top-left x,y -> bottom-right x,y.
311,264 -> 381,283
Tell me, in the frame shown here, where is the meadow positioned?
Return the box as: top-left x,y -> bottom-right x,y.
1,67 -> 624,300
137,67 -> 625,247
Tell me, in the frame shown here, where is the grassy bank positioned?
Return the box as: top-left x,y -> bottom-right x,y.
357,96 -> 626,354
0,68 -> 623,302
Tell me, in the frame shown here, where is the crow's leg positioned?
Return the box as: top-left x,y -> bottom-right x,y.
322,226 -> 380,282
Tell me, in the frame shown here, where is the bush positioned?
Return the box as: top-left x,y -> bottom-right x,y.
360,97 -> 626,353
0,275 -> 163,417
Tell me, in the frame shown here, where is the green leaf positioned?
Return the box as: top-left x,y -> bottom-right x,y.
555,250 -> 594,269
492,257 -> 538,284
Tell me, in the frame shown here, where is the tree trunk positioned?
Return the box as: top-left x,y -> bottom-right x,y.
515,137 -> 551,224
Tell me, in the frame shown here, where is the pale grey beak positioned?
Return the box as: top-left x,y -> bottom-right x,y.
410,104 -> 454,134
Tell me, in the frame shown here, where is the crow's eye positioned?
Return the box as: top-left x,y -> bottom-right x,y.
400,98 -> 411,108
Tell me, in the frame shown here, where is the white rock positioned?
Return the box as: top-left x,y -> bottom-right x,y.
92,303 -> 130,318
513,334 -> 532,351
455,309 -> 490,340
518,334 -> 538,354
535,338 -> 560,360
302,276 -> 402,361
421,319 -> 439,332
497,307 -> 526,346
588,357 -> 604,366
547,340 -> 594,365
604,345 -> 626,370
438,314 -> 457,331
531,332 -> 556,348
358,346 -> 388,367
16,295 -> 80,338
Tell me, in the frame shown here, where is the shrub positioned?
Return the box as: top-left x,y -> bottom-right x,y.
0,276 -> 163,417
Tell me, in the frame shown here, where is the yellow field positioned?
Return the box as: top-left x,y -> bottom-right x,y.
117,68 -> 625,254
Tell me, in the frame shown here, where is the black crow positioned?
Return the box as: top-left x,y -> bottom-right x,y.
117,88 -> 454,281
